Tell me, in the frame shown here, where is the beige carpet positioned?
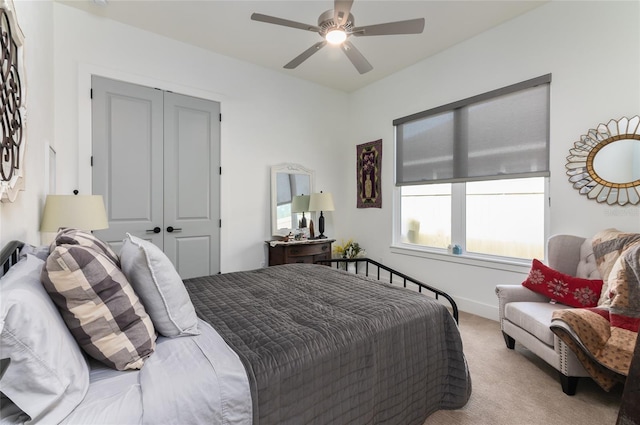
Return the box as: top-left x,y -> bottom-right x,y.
424,312 -> 623,425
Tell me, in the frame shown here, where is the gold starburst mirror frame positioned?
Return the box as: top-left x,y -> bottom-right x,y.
0,0 -> 25,203
566,116 -> 640,206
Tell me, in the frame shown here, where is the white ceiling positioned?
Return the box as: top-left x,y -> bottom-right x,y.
58,0 -> 548,92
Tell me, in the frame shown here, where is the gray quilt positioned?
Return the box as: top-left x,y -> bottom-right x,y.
183,264 -> 471,425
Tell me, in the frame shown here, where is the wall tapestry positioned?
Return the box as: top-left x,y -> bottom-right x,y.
0,0 -> 25,203
357,139 -> 381,208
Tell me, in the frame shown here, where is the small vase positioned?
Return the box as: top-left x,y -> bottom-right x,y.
347,262 -> 357,274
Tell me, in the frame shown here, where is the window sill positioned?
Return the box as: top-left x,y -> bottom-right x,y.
389,244 -> 533,274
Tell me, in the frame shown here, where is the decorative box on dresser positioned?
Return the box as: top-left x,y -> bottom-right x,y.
267,239 -> 335,266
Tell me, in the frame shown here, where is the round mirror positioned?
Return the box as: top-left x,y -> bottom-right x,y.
566,116 -> 640,206
592,139 -> 640,184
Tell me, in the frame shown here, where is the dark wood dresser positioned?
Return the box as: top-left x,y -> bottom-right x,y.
267,239 -> 334,266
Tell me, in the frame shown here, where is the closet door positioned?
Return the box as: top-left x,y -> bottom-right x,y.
163,92 -> 220,279
91,76 -> 221,278
91,76 -> 164,253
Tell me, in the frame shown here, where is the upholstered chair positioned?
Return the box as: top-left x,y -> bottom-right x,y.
495,234 -> 601,395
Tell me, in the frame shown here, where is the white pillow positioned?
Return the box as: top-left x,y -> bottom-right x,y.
120,234 -> 199,337
0,254 -> 90,423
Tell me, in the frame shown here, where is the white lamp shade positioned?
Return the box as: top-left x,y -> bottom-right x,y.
291,195 -> 310,213
40,195 -> 109,232
308,192 -> 335,212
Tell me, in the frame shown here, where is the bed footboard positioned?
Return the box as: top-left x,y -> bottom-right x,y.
316,258 -> 459,323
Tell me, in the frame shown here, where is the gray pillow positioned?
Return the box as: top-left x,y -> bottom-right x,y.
120,233 -> 199,337
0,254 -> 90,423
18,243 -> 50,261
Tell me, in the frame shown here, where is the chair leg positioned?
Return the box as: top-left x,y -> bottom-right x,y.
559,373 -> 579,395
502,331 -> 515,349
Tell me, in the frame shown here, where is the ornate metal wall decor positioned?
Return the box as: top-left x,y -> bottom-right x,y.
566,116 -> 640,206
0,0 -> 25,203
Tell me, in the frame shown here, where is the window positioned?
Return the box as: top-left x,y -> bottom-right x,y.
394,75 -> 550,261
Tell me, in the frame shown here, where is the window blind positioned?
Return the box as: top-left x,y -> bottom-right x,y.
394,74 -> 551,185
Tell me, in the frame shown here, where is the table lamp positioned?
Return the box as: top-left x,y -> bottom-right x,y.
291,194 -> 310,228
40,195 -> 109,232
308,191 -> 334,239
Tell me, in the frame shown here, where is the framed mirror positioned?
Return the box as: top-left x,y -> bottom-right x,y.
271,163 -> 314,236
566,116 -> 640,206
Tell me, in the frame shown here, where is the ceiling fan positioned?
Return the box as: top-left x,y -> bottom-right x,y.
251,0 -> 425,74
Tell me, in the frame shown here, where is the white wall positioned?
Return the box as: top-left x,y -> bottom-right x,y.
345,0 -> 640,319
0,0 -> 54,245
48,3 -> 348,272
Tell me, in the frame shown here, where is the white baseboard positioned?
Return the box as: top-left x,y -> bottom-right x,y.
454,297 -> 499,322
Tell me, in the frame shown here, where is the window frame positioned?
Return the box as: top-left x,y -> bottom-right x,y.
392,178 -> 550,270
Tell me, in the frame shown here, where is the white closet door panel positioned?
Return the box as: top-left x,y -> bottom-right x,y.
176,108 -> 210,219
92,76 -> 164,248
175,236 -> 211,280
109,96 -> 155,221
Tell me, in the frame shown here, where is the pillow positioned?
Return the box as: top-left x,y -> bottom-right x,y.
591,229 -> 640,306
522,259 -> 604,307
50,227 -> 120,266
0,254 -> 89,424
41,244 -> 156,370
18,243 -> 50,261
119,233 -> 199,337
592,229 -> 640,282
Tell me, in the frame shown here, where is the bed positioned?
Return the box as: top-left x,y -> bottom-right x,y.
0,233 -> 471,425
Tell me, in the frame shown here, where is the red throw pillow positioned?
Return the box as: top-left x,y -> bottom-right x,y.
522,259 -> 604,308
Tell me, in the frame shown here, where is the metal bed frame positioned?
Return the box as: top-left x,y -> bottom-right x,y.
317,257 -> 459,323
0,240 -> 23,277
0,241 -> 458,324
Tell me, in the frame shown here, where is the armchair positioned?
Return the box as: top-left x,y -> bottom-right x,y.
495,234 -> 601,395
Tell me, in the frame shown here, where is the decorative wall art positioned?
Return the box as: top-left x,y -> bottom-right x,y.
356,139 -> 382,208
0,0 -> 25,203
565,116 -> 640,206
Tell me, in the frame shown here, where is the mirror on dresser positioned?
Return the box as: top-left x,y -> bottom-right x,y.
271,163 -> 314,236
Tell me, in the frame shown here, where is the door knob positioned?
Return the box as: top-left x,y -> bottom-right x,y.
166,226 -> 182,233
146,227 -> 161,234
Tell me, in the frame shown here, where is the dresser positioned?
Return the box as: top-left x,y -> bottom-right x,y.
267,239 -> 334,266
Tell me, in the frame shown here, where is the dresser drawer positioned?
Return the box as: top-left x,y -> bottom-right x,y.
267,240 -> 334,266
286,243 -> 330,257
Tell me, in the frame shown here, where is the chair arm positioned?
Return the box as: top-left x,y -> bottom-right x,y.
495,285 -> 549,322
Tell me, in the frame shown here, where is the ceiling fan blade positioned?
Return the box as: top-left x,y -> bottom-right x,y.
352,18 -> 425,36
340,41 -> 373,74
251,13 -> 320,33
334,0 -> 354,26
284,41 -> 327,69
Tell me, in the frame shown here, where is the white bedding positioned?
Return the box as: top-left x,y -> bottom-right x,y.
60,319 -> 252,425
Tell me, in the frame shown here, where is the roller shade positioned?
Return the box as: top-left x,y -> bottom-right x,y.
394,74 -> 551,185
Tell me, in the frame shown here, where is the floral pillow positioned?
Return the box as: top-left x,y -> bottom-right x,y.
522,259 -> 604,308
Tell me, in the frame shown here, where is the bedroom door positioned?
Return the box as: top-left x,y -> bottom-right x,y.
91,76 -> 220,278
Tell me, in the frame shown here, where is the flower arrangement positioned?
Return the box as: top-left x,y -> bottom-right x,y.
333,239 -> 366,259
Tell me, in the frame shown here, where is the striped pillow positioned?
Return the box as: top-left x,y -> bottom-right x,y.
50,228 -> 120,267
41,244 -> 156,370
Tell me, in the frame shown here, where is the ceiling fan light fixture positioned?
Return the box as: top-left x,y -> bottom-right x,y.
325,29 -> 347,45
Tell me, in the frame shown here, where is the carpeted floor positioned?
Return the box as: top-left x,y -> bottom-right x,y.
424,312 -> 623,425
